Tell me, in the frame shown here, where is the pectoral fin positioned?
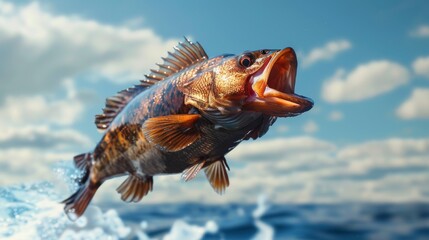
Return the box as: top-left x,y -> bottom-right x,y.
143,114 -> 201,152
204,157 -> 230,194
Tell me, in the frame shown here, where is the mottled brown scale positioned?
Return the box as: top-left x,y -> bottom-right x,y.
62,39 -> 314,220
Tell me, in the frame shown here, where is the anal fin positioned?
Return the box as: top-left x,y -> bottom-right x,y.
182,161 -> 205,181
204,157 -> 230,194
143,114 -> 201,152
116,175 -> 153,203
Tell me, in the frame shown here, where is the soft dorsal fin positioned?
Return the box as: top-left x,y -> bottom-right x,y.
95,38 -> 208,131
95,85 -> 147,130
144,37 -> 208,82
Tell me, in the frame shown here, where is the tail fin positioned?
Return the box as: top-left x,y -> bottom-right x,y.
62,181 -> 100,221
62,152 -> 99,221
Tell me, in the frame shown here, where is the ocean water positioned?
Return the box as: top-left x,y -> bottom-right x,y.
1,169 -> 429,239
2,183 -> 429,240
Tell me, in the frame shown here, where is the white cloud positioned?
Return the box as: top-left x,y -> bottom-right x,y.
0,125 -> 91,149
228,136 -> 336,162
396,88 -> 429,119
302,120 -> 319,134
412,56 -> 429,79
0,1 -> 179,95
0,79 -> 85,129
338,138 -> 429,159
302,39 -> 351,67
322,60 -> 410,103
225,136 -> 429,203
0,148 -> 79,185
0,125 -> 90,185
0,78 -> 92,185
328,110 -> 343,121
410,24 -> 429,38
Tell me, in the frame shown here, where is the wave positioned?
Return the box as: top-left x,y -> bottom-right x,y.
0,167 -> 273,240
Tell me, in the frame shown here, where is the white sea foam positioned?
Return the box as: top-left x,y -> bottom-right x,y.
0,181 -> 222,240
0,163 -> 274,240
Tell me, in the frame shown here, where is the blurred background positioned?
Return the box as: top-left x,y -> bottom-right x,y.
0,1 -> 428,239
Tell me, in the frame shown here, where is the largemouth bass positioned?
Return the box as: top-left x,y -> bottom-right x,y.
62,38 -> 313,220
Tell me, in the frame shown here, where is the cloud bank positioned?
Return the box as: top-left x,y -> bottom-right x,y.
0,1 -> 178,96
0,80 -> 91,184
0,0 -> 179,185
322,60 -> 410,103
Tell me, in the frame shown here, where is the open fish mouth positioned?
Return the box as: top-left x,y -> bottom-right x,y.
244,48 -> 313,117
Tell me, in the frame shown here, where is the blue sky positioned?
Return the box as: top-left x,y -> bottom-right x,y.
0,0 -> 428,204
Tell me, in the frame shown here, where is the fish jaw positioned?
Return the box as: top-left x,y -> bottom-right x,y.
243,48 -> 313,117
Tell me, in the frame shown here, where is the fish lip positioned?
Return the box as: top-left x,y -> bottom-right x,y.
244,48 -> 314,116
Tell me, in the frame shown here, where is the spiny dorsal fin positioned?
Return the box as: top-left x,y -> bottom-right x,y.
144,37 -> 208,82
95,38 -> 208,131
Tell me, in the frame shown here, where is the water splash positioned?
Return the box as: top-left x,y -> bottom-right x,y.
0,181 -> 223,240
0,162 -> 272,240
0,181 -> 69,239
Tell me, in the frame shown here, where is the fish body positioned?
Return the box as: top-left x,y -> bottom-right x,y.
63,39 -> 313,220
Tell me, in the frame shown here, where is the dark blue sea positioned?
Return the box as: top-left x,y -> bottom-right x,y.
120,202 -> 429,240
1,182 -> 429,240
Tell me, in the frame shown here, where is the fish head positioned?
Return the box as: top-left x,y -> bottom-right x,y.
241,48 -> 314,117
207,49 -> 277,112
182,48 -> 313,118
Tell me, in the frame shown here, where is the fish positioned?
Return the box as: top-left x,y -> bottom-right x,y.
62,38 -> 313,220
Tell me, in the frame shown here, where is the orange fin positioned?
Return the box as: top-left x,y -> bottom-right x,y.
116,175 -> 153,203
204,157 -> 230,194
62,181 -> 100,221
182,161 -> 205,181
143,114 -> 201,152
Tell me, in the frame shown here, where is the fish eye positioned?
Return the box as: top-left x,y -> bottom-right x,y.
239,54 -> 254,68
